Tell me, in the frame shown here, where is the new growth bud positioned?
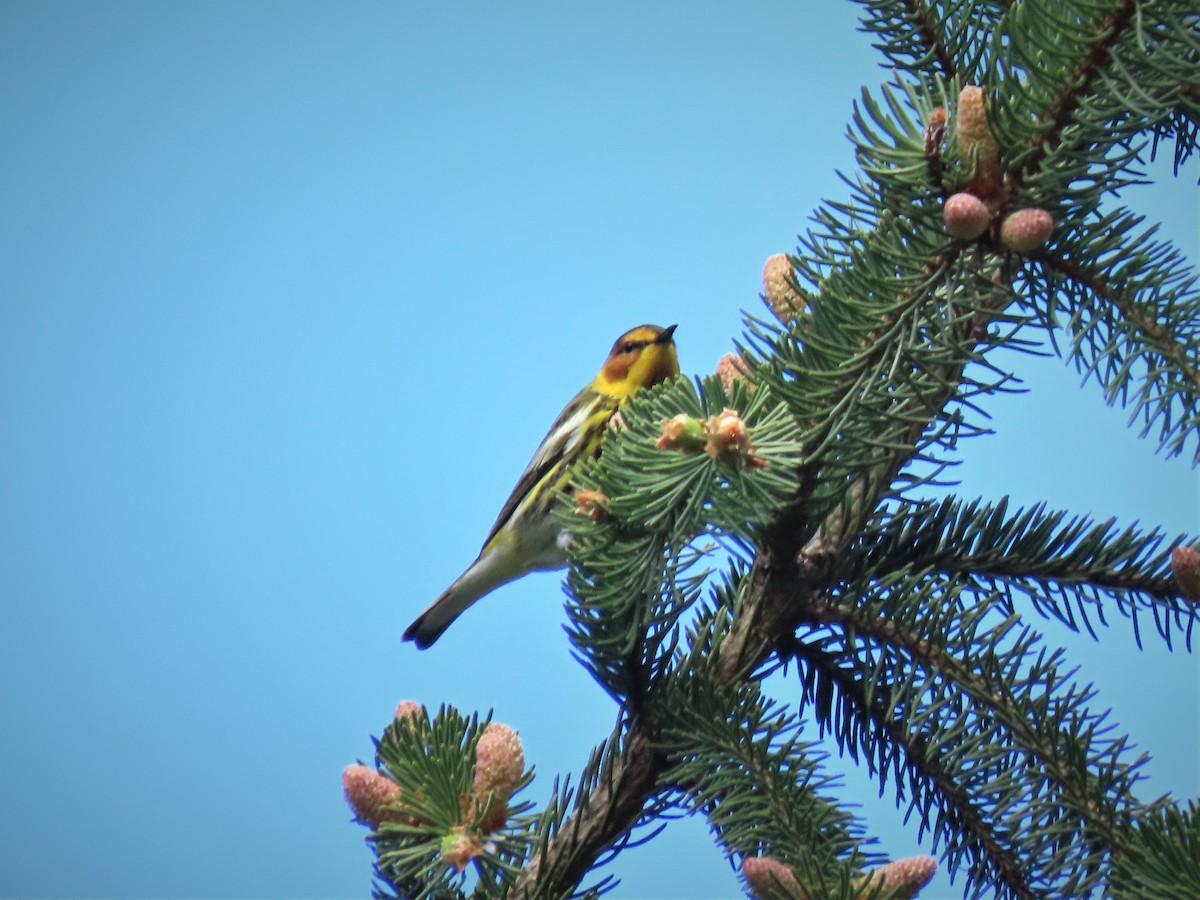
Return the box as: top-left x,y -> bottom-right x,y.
706,408 -> 767,468
573,488 -> 611,522
657,410 -> 765,468
656,413 -> 708,452
707,408 -> 750,458
956,85 -> 1000,179
924,106 -> 947,158
440,829 -> 485,872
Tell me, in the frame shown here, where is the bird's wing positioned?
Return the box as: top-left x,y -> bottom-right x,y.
479,385 -> 617,552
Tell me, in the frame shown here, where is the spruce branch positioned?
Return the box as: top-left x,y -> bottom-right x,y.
785,634 -> 1033,900
802,597 -> 1135,846
792,592 -> 1145,897
898,0 -> 959,79
854,496 -> 1199,648
497,1 -> 1198,880
995,0 -> 1198,202
509,730 -> 660,900
507,507 -> 853,897
659,678 -> 876,896
1108,801 -> 1200,899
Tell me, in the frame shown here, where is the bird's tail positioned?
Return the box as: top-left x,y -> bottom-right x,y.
402,548 -> 521,649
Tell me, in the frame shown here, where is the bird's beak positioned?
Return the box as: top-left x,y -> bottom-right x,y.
656,324 -> 678,344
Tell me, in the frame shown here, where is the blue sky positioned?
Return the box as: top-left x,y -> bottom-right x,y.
1,2 -> 1196,898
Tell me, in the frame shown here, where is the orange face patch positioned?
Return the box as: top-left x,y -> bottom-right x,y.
600,325 -> 672,386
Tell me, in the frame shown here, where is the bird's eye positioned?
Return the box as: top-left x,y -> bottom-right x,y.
622,342 -> 638,354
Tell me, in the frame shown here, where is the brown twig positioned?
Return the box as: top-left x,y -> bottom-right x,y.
903,0 -> 958,81
1014,0 -> 1139,184
509,732 -> 659,899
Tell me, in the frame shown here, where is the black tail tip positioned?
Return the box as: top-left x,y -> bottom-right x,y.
401,622 -> 437,650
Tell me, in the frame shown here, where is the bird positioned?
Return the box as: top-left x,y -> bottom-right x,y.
402,323 -> 680,649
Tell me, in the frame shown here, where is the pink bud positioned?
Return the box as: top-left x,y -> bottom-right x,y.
342,764 -> 400,826
999,207 -> 1054,252
762,254 -> 806,323
943,192 -> 990,239
474,724 -> 524,796
855,855 -> 937,898
394,700 -> 423,720
472,723 -> 524,829
716,353 -> 750,395
742,856 -> 803,900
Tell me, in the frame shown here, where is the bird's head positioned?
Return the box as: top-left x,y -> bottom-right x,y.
594,323 -> 679,399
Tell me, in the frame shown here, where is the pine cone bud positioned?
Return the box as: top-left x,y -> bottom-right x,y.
1172,546 -> 1200,602
762,254 -> 806,323
956,86 -> 1000,178
656,413 -> 707,452
854,855 -> 937,898
716,352 -> 750,395
342,763 -> 401,826
943,192 -> 991,239
394,700 -> 423,720
999,207 -> 1054,252
742,856 -> 803,900
473,723 -> 524,830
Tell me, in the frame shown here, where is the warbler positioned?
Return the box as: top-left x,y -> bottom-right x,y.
403,323 -> 680,649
